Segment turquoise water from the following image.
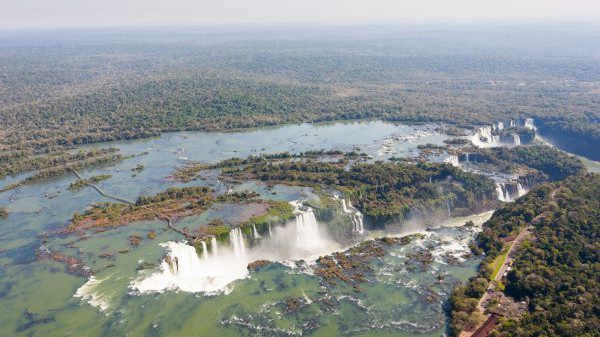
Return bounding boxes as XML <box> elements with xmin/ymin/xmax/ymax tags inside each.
<box><xmin>0</xmin><ymin>121</ymin><xmax>488</xmax><ymax>336</ymax></box>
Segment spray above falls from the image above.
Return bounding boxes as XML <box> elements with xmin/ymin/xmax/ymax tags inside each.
<box><xmin>131</xmin><ymin>200</ymin><xmax>340</xmax><ymax>294</ymax></box>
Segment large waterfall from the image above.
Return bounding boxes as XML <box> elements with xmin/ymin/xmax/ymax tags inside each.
<box><xmin>336</xmin><ymin>196</ymin><xmax>364</xmax><ymax>234</ymax></box>
<box><xmin>444</xmin><ymin>155</ymin><xmax>460</xmax><ymax>167</ymax></box>
<box><xmin>229</xmin><ymin>228</ymin><xmax>247</xmax><ymax>258</ymax></box>
<box><xmin>293</xmin><ymin>202</ymin><xmax>322</xmax><ymax>250</ymax></box>
<box><xmin>132</xmin><ymin>201</ymin><xmax>340</xmax><ymax>294</ymax></box>
<box><xmin>496</xmin><ymin>183</ymin><xmax>509</xmax><ymax>202</ymax></box>
<box><xmin>513</xmin><ymin>134</ymin><xmax>521</xmax><ymax>146</ymax></box>
<box><xmin>472</xmin><ymin>126</ymin><xmax>500</xmax><ymax>147</ymax></box>
<box><xmin>524</xmin><ymin>118</ymin><xmax>535</xmax><ymax>130</ymax></box>
<box><xmin>516</xmin><ymin>183</ymin><xmax>526</xmax><ymax>198</ymax></box>
<box><xmin>496</xmin><ymin>182</ymin><xmax>528</xmax><ymax>202</ymax></box>
<box><xmin>132</xmin><ymin>239</ymin><xmax>251</xmax><ymax>294</ymax></box>
<box><xmin>201</xmin><ymin>241</ymin><xmax>209</xmax><ymax>261</ymax></box>
<box><xmin>473</xmin><ymin>119</ymin><xmax>537</xmax><ymax>148</ymax></box>
<box><xmin>211</xmin><ymin>236</ymin><xmax>218</xmax><ymax>257</ymax></box>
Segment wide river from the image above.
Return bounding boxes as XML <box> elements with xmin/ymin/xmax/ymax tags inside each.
<box><xmin>1</xmin><ymin>120</ymin><xmax>591</xmax><ymax>336</ymax></box>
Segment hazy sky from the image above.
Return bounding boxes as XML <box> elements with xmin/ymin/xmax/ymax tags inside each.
<box><xmin>2</xmin><ymin>0</ymin><xmax>600</xmax><ymax>29</ymax></box>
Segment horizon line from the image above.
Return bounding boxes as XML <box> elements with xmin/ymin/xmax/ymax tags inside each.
<box><xmin>1</xmin><ymin>18</ymin><xmax>599</xmax><ymax>33</ymax></box>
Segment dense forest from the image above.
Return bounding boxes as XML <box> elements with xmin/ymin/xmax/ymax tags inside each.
<box><xmin>473</xmin><ymin>145</ymin><xmax>586</xmax><ymax>181</ymax></box>
<box><xmin>0</xmin><ymin>148</ymin><xmax>126</xmax><ymax>192</ymax></box>
<box><xmin>203</xmin><ymin>152</ymin><xmax>498</xmax><ymax>219</ymax></box>
<box><xmin>0</xmin><ymin>24</ymin><xmax>599</xmax><ymax>176</ymax></box>
<box><xmin>449</xmin><ymin>173</ymin><xmax>600</xmax><ymax>336</ymax></box>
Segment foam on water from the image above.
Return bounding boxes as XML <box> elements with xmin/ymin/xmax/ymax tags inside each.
<box><xmin>74</xmin><ymin>276</ymin><xmax>112</xmax><ymax>312</ymax></box>
<box><xmin>131</xmin><ymin>201</ymin><xmax>340</xmax><ymax>294</ymax></box>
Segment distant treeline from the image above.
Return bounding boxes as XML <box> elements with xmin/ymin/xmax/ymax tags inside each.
<box><xmin>1</xmin><ymin>27</ymin><xmax>599</xmax><ymax>176</ymax></box>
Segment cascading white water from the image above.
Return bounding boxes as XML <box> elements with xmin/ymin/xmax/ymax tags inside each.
<box><xmin>510</xmin><ymin>120</ymin><xmax>515</xmax><ymax>127</ymax></box>
<box><xmin>229</xmin><ymin>228</ymin><xmax>247</xmax><ymax>258</ymax></box>
<box><xmin>472</xmin><ymin>125</ymin><xmax>499</xmax><ymax>148</ymax></box>
<box><xmin>252</xmin><ymin>225</ymin><xmax>261</xmax><ymax>239</ymax></box>
<box><xmin>496</xmin><ymin>181</ymin><xmax>528</xmax><ymax>202</ymax></box>
<box><xmin>524</xmin><ymin>118</ymin><xmax>535</xmax><ymax>130</ymax></box>
<box><xmin>211</xmin><ymin>237</ymin><xmax>218</xmax><ymax>257</ymax></box>
<box><xmin>513</xmin><ymin>134</ymin><xmax>521</xmax><ymax>146</ymax></box>
<box><xmin>294</xmin><ymin>206</ymin><xmax>321</xmax><ymax>249</ymax></box>
<box><xmin>444</xmin><ymin>155</ymin><xmax>460</xmax><ymax>167</ymax></box>
<box><xmin>497</xmin><ymin>122</ymin><xmax>505</xmax><ymax>130</ymax></box>
<box><xmin>201</xmin><ymin>241</ymin><xmax>209</xmax><ymax>261</ymax></box>
<box><xmin>496</xmin><ymin>182</ymin><xmax>508</xmax><ymax>202</ymax></box>
<box><xmin>516</xmin><ymin>183</ymin><xmax>526</xmax><ymax>198</ymax></box>
<box><xmin>445</xmin><ymin>199</ymin><xmax>452</xmax><ymax>216</ymax></box>
<box><xmin>346</xmin><ymin>200</ymin><xmax>364</xmax><ymax>234</ymax></box>
<box><xmin>132</xmin><ymin>239</ymin><xmax>250</xmax><ymax>294</ymax></box>
<box><xmin>465</xmin><ymin>153</ymin><xmax>470</xmax><ymax>163</ymax></box>
<box><xmin>335</xmin><ymin>195</ymin><xmax>365</xmax><ymax>234</ymax></box>
<box><xmin>132</xmin><ymin>201</ymin><xmax>340</xmax><ymax>295</ymax></box>
<box><xmin>268</xmin><ymin>224</ymin><xmax>273</xmax><ymax>237</ymax></box>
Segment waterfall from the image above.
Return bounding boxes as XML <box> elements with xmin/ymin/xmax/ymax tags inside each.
<box><xmin>472</xmin><ymin>125</ymin><xmax>499</xmax><ymax>148</ymax></box>
<box><xmin>444</xmin><ymin>155</ymin><xmax>460</xmax><ymax>167</ymax></box>
<box><xmin>229</xmin><ymin>228</ymin><xmax>247</xmax><ymax>258</ymax></box>
<box><xmin>496</xmin><ymin>181</ymin><xmax>528</xmax><ymax>202</ymax></box>
<box><xmin>524</xmin><ymin>118</ymin><xmax>535</xmax><ymax>130</ymax></box>
<box><xmin>513</xmin><ymin>134</ymin><xmax>521</xmax><ymax>146</ymax></box>
<box><xmin>445</xmin><ymin>199</ymin><xmax>452</xmax><ymax>216</ymax></box>
<box><xmin>496</xmin><ymin>182</ymin><xmax>507</xmax><ymax>202</ymax></box>
<box><xmin>252</xmin><ymin>225</ymin><xmax>261</xmax><ymax>239</ymax></box>
<box><xmin>510</xmin><ymin>120</ymin><xmax>515</xmax><ymax>127</ymax></box>
<box><xmin>335</xmin><ymin>196</ymin><xmax>365</xmax><ymax>234</ymax></box>
<box><xmin>497</xmin><ymin>122</ymin><xmax>505</xmax><ymax>130</ymax></box>
<box><xmin>132</xmin><ymin>201</ymin><xmax>340</xmax><ymax>294</ymax></box>
<box><xmin>465</xmin><ymin>153</ymin><xmax>470</xmax><ymax>163</ymax></box>
<box><xmin>480</xmin><ymin>126</ymin><xmax>493</xmax><ymax>142</ymax></box>
<box><xmin>201</xmin><ymin>241</ymin><xmax>209</xmax><ymax>261</ymax></box>
<box><xmin>211</xmin><ymin>237</ymin><xmax>218</xmax><ymax>257</ymax></box>
<box><xmin>516</xmin><ymin>183</ymin><xmax>526</xmax><ymax>198</ymax></box>
<box><xmin>292</xmin><ymin>202</ymin><xmax>323</xmax><ymax>249</ymax></box>
<box><xmin>268</xmin><ymin>224</ymin><xmax>273</xmax><ymax>237</ymax></box>
<box><xmin>132</xmin><ymin>239</ymin><xmax>251</xmax><ymax>294</ymax></box>
<box><xmin>346</xmin><ymin>200</ymin><xmax>364</xmax><ymax>234</ymax></box>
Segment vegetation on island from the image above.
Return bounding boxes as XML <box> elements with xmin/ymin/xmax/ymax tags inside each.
<box><xmin>200</xmin><ymin>152</ymin><xmax>497</xmax><ymax>220</ymax></box>
<box><xmin>171</xmin><ymin>150</ymin><xmax>366</xmax><ymax>183</ymax></box>
<box><xmin>195</xmin><ymin>199</ymin><xmax>295</xmax><ymax>240</ymax></box>
<box><xmin>0</xmin><ymin>148</ymin><xmax>120</xmax><ymax>179</ymax></box>
<box><xmin>449</xmin><ymin>173</ymin><xmax>599</xmax><ymax>336</ymax></box>
<box><xmin>463</xmin><ymin>145</ymin><xmax>585</xmax><ymax>182</ymax></box>
<box><xmin>68</xmin><ymin>174</ymin><xmax>112</xmax><ymax>190</ymax></box>
<box><xmin>64</xmin><ymin>185</ymin><xmax>295</xmax><ymax>242</ymax></box>
<box><xmin>67</xmin><ymin>186</ymin><xmax>214</xmax><ymax>232</ymax></box>
<box><xmin>0</xmin><ymin>148</ymin><xmax>125</xmax><ymax>193</ymax></box>
<box><xmin>0</xmin><ymin>207</ymin><xmax>7</xmax><ymax>218</ymax></box>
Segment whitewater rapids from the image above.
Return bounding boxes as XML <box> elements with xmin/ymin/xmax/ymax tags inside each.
<box><xmin>130</xmin><ymin>201</ymin><xmax>340</xmax><ymax>294</ymax></box>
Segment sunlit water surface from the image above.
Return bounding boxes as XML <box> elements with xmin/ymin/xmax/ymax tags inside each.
<box><xmin>0</xmin><ymin>121</ymin><xmax>496</xmax><ymax>336</ymax></box>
